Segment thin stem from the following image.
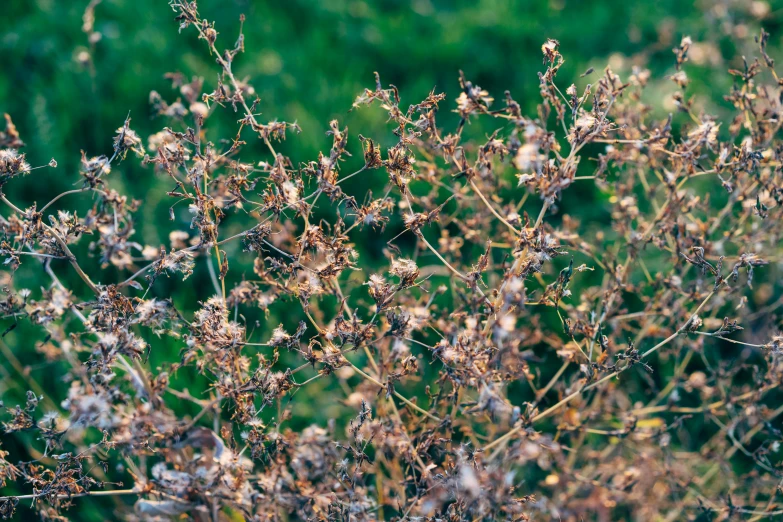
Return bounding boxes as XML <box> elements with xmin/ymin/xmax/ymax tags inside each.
<box><xmin>1</xmin><ymin>194</ymin><xmax>101</xmax><ymax>295</ymax></box>
<box><xmin>0</xmin><ymin>194</ymin><xmax>25</xmax><ymax>214</ymax></box>
<box><xmin>337</xmin><ymin>165</ymin><xmax>367</xmax><ymax>185</ymax></box>
<box><xmin>482</xmin><ymin>199</ymin><xmax>550</xmax><ymax>338</ymax></box>
<box><xmin>533</xmin><ymin>361</ymin><xmax>569</xmax><ymax>404</ymax></box>
<box><xmin>418</xmin><ymin>233</ymin><xmax>466</xmax><ymax>281</ymax></box>
<box><xmin>482</xmin><ymin>289</ymin><xmax>716</xmax><ymax>456</ymax></box>
<box><xmin>469</xmin><ymin>179</ymin><xmax>520</xmax><ymax>235</ymax></box>
<box><xmin>347</xmin><ymin>360</ymin><xmax>442</xmax><ymax>422</ymax></box>
<box><xmin>690</xmin><ymin>331</ymin><xmax>767</xmax><ymax>348</ymax></box>
<box><xmin>40</xmin><ymin>188</ymin><xmax>90</xmax><ymax>213</ymax></box>
<box><xmin>10</xmin><ymin>251</ymin><xmax>66</xmax><ymax>260</ymax></box>
<box><xmin>48</xmin><ymin>229</ymin><xmax>101</xmax><ymax>295</ymax></box>
<box><xmin>0</xmin><ymin>488</ymin><xmax>142</xmax><ymax>502</ymax></box>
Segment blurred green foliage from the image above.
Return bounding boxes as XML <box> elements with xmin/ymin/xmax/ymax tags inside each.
<box><xmin>2</xmin><ymin>0</ymin><xmax>783</xmax><ymax>518</ymax></box>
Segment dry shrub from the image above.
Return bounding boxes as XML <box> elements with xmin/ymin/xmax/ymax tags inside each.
<box><xmin>0</xmin><ymin>2</ymin><xmax>782</xmax><ymax>521</ymax></box>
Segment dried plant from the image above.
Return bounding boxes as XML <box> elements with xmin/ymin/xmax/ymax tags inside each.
<box><xmin>0</xmin><ymin>2</ymin><xmax>782</xmax><ymax>521</ymax></box>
